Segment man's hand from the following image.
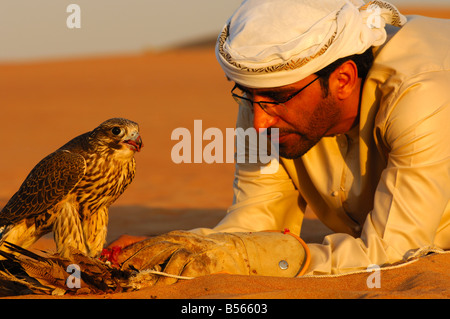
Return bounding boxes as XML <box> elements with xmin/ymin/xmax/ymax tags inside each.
<box><xmin>114</xmin><ymin>230</ymin><xmax>310</xmax><ymax>285</ymax></box>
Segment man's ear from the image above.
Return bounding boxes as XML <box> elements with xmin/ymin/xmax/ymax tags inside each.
<box><xmin>329</xmin><ymin>60</ymin><xmax>359</xmax><ymax>100</ymax></box>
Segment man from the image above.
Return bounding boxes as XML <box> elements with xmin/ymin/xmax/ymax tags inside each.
<box><xmin>112</xmin><ymin>0</ymin><xmax>450</xmax><ymax>279</ymax></box>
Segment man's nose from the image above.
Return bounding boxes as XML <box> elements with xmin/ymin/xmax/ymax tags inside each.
<box><xmin>252</xmin><ymin>102</ymin><xmax>279</xmax><ymax>130</ymax></box>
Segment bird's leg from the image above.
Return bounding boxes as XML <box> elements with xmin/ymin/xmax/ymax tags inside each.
<box><xmin>82</xmin><ymin>206</ymin><xmax>109</xmax><ymax>258</ymax></box>
<box><xmin>53</xmin><ymin>201</ymin><xmax>87</xmax><ymax>258</ymax></box>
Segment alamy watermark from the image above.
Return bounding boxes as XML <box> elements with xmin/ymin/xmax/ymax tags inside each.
<box><xmin>62</xmin><ymin>2</ymin><xmax>384</xmax><ymax>289</ymax></box>
<box><xmin>66</xmin><ymin>264</ymin><xmax>81</xmax><ymax>288</ymax></box>
<box><xmin>366</xmin><ymin>264</ymin><xmax>381</xmax><ymax>288</ymax></box>
<box><xmin>66</xmin><ymin>4</ymin><xmax>81</xmax><ymax>29</ymax></box>
<box><xmin>64</xmin><ymin>2</ymin><xmax>384</xmax><ymax>30</ymax></box>
<box><xmin>365</xmin><ymin>3</ymin><xmax>383</xmax><ymax>29</ymax></box>
<box><xmin>171</xmin><ymin>120</ymin><xmax>280</xmax><ymax>174</ymax></box>
<box><xmin>64</xmin><ymin>262</ymin><xmax>382</xmax><ymax>290</ymax></box>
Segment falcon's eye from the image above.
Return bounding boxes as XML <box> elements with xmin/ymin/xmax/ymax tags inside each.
<box><xmin>111</xmin><ymin>127</ymin><xmax>122</xmax><ymax>135</ymax></box>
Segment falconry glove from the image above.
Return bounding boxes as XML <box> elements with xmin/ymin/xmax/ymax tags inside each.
<box><xmin>117</xmin><ymin>230</ymin><xmax>310</xmax><ymax>285</ymax></box>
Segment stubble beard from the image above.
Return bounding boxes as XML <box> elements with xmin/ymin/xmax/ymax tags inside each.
<box><xmin>275</xmin><ymin>95</ymin><xmax>340</xmax><ymax>159</ymax></box>
<box><xmin>278</xmin><ymin>132</ymin><xmax>321</xmax><ymax>159</ymax></box>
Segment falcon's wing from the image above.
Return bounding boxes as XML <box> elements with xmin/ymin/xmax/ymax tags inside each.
<box><xmin>0</xmin><ymin>150</ymin><xmax>86</xmax><ymax>225</ymax></box>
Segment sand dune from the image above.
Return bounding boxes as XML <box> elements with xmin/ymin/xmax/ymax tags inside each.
<box><xmin>0</xmin><ymin>8</ymin><xmax>449</xmax><ymax>299</ymax></box>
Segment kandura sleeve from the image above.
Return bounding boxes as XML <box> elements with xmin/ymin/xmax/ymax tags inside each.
<box><xmin>306</xmin><ymin>72</ymin><xmax>450</xmax><ymax>275</ymax></box>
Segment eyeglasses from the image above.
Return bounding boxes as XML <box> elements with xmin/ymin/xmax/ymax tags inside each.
<box><xmin>231</xmin><ymin>76</ymin><xmax>320</xmax><ymax>116</ymax></box>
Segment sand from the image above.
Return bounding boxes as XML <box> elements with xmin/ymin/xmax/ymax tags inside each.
<box><xmin>0</xmin><ymin>8</ymin><xmax>449</xmax><ymax>300</ymax></box>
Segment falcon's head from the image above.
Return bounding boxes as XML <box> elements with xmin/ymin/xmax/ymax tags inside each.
<box><xmin>91</xmin><ymin>118</ymin><xmax>143</xmax><ymax>155</ymax></box>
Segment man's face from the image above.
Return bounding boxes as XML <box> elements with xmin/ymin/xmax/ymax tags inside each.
<box><xmin>245</xmin><ymin>75</ymin><xmax>342</xmax><ymax>159</ymax></box>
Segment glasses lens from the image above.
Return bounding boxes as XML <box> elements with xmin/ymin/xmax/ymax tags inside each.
<box><xmin>259</xmin><ymin>102</ymin><xmax>286</xmax><ymax>116</ymax></box>
<box><xmin>231</xmin><ymin>86</ymin><xmax>286</xmax><ymax>116</ymax></box>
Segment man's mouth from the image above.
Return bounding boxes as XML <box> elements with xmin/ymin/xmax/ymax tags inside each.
<box><xmin>267</xmin><ymin>128</ymin><xmax>298</xmax><ymax>142</ymax></box>
<box><xmin>277</xmin><ymin>133</ymin><xmax>291</xmax><ymax>143</ymax></box>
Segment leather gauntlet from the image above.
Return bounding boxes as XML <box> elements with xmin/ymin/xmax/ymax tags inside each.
<box><xmin>117</xmin><ymin>230</ymin><xmax>310</xmax><ymax>285</ymax></box>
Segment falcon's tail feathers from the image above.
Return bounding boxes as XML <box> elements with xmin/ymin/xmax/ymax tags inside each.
<box><xmin>1</xmin><ymin>241</ymin><xmax>48</xmax><ymax>262</ymax></box>
<box><xmin>0</xmin><ymin>242</ymin><xmax>58</xmax><ymax>295</ymax></box>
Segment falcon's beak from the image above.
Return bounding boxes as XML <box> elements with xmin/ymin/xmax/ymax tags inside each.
<box><xmin>123</xmin><ymin>132</ymin><xmax>143</xmax><ymax>152</ymax></box>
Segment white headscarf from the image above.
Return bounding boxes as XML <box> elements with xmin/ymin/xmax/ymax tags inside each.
<box><xmin>216</xmin><ymin>0</ymin><xmax>406</xmax><ymax>88</ymax></box>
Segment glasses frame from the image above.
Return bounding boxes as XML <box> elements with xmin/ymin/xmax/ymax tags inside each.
<box><xmin>231</xmin><ymin>76</ymin><xmax>321</xmax><ymax>116</ymax></box>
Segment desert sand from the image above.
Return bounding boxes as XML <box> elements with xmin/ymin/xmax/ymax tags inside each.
<box><xmin>0</xmin><ymin>8</ymin><xmax>449</xmax><ymax>300</ymax></box>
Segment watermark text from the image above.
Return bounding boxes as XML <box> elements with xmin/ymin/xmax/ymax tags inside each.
<box><xmin>171</xmin><ymin>120</ymin><xmax>279</xmax><ymax>174</ymax></box>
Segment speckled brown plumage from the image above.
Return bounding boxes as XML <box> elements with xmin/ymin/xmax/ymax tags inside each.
<box><xmin>0</xmin><ymin>118</ymin><xmax>143</xmax><ymax>258</ymax></box>
<box><xmin>0</xmin><ymin>242</ymin><xmax>157</xmax><ymax>295</ymax></box>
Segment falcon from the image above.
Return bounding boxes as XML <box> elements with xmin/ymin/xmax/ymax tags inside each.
<box><xmin>0</xmin><ymin>118</ymin><xmax>143</xmax><ymax>258</ymax></box>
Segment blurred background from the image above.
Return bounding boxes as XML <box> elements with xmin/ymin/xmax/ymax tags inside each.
<box><xmin>0</xmin><ymin>0</ymin><xmax>449</xmax><ymax>62</ymax></box>
<box><xmin>0</xmin><ymin>0</ymin><xmax>449</xmax><ymax>240</ymax></box>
